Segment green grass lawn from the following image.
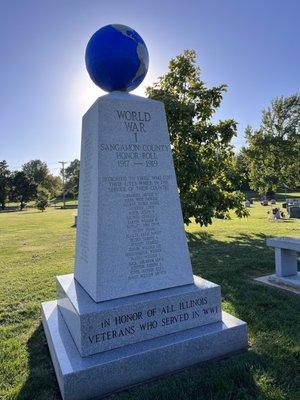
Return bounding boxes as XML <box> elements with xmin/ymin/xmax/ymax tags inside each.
<box><xmin>0</xmin><ymin>202</ymin><xmax>300</xmax><ymax>400</ymax></box>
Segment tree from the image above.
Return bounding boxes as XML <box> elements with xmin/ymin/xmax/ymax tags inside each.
<box><xmin>35</xmin><ymin>187</ymin><xmax>50</xmax><ymax>211</ymax></box>
<box><xmin>235</xmin><ymin>148</ymin><xmax>250</xmax><ymax>191</ymax></box>
<box><xmin>22</xmin><ymin>159</ymin><xmax>49</xmax><ymax>186</ymax></box>
<box><xmin>10</xmin><ymin>171</ymin><xmax>37</xmax><ymax>210</ymax></box>
<box><xmin>244</xmin><ymin>95</ymin><xmax>300</xmax><ymax>195</ymax></box>
<box><xmin>64</xmin><ymin>159</ymin><xmax>80</xmax><ymax>199</ymax></box>
<box><xmin>22</xmin><ymin>159</ymin><xmax>62</xmax><ymax>199</ymax></box>
<box><xmin>0</xmin><ymin>160</ymin><xmax>11</xmax><ymax>210</ymax></box>
<box><xmin>42</xmin><ymin>174</ymin><xmax>62</xmax><ymax>198</ymax></box>
<box><xmin>146</xmin><ymin>50</ymin><xmax>248</xmax><ymax>226</ymax></box>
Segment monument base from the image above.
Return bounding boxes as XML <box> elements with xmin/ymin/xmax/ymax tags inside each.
<box><xmin>56</xmin><ymin>274</ymin><xmax>222</xmax><ymax>357</ymax></box>
<box><xmin>42</xmin><ymin>300</ymin><xmax>247</xmax><ymax>400</ymax></box>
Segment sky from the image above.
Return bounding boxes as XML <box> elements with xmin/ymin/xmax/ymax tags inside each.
<box><xmin>0</xmin><ymin>0</ymin><xmax>299</xmax><ymax>175</ymax></box>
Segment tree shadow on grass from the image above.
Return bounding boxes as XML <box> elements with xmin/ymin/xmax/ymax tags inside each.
<box><xmin>54</xmin><ymin>205</ymin><xmax>78</xmax><ymax>210</ymax></box>
<box><xmin>0</xmin><ymin>208</ymin><xmax>37</xmax><ymax>214</ymax></box>
<box><xmin>0</xmin><ymin>208</ymin><xmax>20</xmax><ymax>213</ymax></box>
<box><xmin>186</xmin><ymin>231</ymin><xmax>273</xmax><ymax>281</ymax></box>
<box><xmin>187</xmin><ymin>230</ymin><xmax>299</xmax><ymax>283</ymax></box>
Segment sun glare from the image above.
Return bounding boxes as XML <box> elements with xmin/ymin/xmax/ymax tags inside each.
<box><xmin>69</xmin><ymin>66</ymin><xmax>158</xmax><ymax>117</ymax></box>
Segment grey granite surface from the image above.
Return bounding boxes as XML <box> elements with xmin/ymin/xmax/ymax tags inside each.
<box><xmin>74</xmin><ymin>93</ymin><xmax>194</xmax><ymax>302</ymax></box>
<box><xmin>42</xmin><ymin>300</ymin><xmax>248</xmax><ymax>400</ymax></box>
<box><xmin>266</xmin><ymin>237</ymin><xmax>299</xmax><ymax>277</ymax></box>
<box><xmin>57</xmin><ymin>274</ymin><xmax>221</xmax><ymax>356</ymax></box>
<box><xmin>266</xmin><ymin>237</ymin><xmax>300</xmax><ymax>251</ymax></box>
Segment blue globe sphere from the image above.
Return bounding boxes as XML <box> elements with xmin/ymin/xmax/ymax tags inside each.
<box><xmin>85</xmin><ymin>24</ymin><xmax>149</xmax><ymax>93</ymax></box>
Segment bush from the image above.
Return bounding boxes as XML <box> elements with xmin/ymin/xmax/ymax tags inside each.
<box><xmin>35</xmin><ymin>187</ymin><xmax>50</xmax><ymax>211</ymax></box>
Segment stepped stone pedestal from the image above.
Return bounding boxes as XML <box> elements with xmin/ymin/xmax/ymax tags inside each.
<box><xmin>42</xmin><ymin>93</ymin><xmax>248</xmax><ymax>400</ymax></box>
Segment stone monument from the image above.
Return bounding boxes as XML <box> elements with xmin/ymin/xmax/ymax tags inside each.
<box><xmin>42</xmin><ymin>24</ymin><xmax>248</xmax><ymax>400</ymax></box>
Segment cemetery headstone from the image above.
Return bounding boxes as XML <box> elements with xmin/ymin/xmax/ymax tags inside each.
<box><xmin>41</xmin><ymin>24</ymin><xmax>248</xmax><ymax>400</ymax></box>
<box><xmin>288</xmin><ymin>206</ymin><xmax>300</xmax><ymax>219</ymax></box>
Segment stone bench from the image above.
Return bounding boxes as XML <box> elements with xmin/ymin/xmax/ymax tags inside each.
<box><xmin>266</xmin><ymin>237</ymin><xmax>300</xmax><ymax>290</ymax></box>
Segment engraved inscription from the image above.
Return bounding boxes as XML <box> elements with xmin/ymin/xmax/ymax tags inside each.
<box><xmin>97</xmin><ymin>110</ymin><xmax>176</xmax><ymax>281</ymax></box>
<box><xmin>116</xmin><ymin>110</ymin><xmax>151</xmax><ymax>142</ymax></box>
<box><xmin>87</xmin><ymin>296</ymin><xmax>220</xmax><ymax>346</ymax></box>
<box><xmin>101</xmin><ymin>175</ymin><xmax>172</xmax><ymax>280</ymax></box>
<box><xmin>79</xmin><ymin>134</ymin><xmax>93</xmax><ymax>263</ymax></box>
<box><xmin>99</xmin><ymin>143</ymin><xmax>169</xmax><ymax>168</ymax></box>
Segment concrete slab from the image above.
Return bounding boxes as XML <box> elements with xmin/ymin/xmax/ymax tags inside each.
<box><xmin>254</xmin><ymin>273</ymin><xmax>300</xmax><ymax>295</ymax></box>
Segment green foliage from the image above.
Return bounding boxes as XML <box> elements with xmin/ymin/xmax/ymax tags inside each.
<box><xmin>22</xmin><ymin>159</ymin><xmax>62</xmax><ymax>199</ymax></box>
<box><xmin>5</xmin><ymin>160</ymin><xmax>60</xmax><ymax>210</ymax></box>
<box><xmin>0</xmin><ymin>160</ymin><xmax>11</xmax><ymax>210</ymax></box>
<box><xmin>10</xmin><ymin>171</ymin><xmax>37</xmax><ymax>210</ymax></box>
<box><xmin>235</xmin><ymin>149</ymin><xmax>250</xmax><ymax>191</ymax></box>
<box><xmin>244</xmin><ymin>95</ymin><xmax>300</xmax><ymax>195</ymax></box>
<box><xmin>64</xmin><ymin>159</ymin><xmax>80</xmax><ymax>198</ymax></box>
<box><xmin>146</xmin><ymin>50</ymin><xmax>248</xmax><ymax>225</ymax></box>
<box><xmin>35</xmin><ymin>187</ymin><xmax>51</xmax><ymax>211</ymax></box>
<box><xmin>22</xmin><ymin>159</ymin><xmax>49</xmax><ymax>186</ymax></box>
<box><xmin>42</xmin><ymin>174</ymin><xmax>62</xmax><ymax>198</ymax></box>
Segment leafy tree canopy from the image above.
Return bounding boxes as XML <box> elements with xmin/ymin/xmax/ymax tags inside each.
<box><xmin>42</xmin><ymin>174</ymin><xmax>62</xmax><ymax>198</ymax></box>
<box><xmin>10</xmin><ymin>171</ymin><xmax>37</xmax><ymax>210</ymax></box>
<box><xmin>146</xmin><ymin>49</ymin><xmax>248</xmax><ymax>225</ymax></box>
<box><xmin>244</xmin><ymin>94</ymin><xmax>300</xmax><ymax>195</ymax></box>
<box><xmin>22</xmin><ymin>159</ymin><xmax>62</xmax><ymax>199</ymax></box>
<box><xmin>235</xmin><ymin>148</ymin><xmax>250</xmax><ymax>192</ymax></box>
<box><xmin>64</xmin><ymin>159</ymin><xmax>80</xmax><ymax>198</ymax></box>
<box><xmin>22</xmin><ymin>159</ymin><xmax>49</xmax><ymax>186</ymax></box>
<box><xmin>0</xmin><ymin>160</ymin><xmax>11</xmax><ymax>210</ymax></box>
